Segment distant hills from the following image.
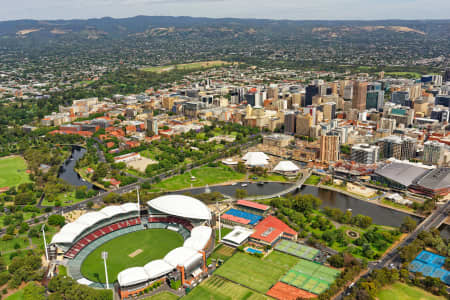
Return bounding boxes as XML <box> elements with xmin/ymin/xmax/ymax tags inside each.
<box><xmin>1</xmin><ymin>16</ymin><xmax>449</xmax><ymax>39</ymax></box>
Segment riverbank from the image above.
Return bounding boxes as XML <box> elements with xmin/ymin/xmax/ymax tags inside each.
<box><xmin>306</xmin><ymin>183</ymin><xmax>425</xmax><ymax>219</ymax></box>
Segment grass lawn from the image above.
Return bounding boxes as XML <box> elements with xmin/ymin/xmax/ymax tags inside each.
<box><xmin>153</xmin><ymin>165</ymin><xmax>245</xmax><ymax>191</ymax></box>
<box><xmin>183</xmin><ymin>276</ymin><xmax>268</xmax><ymax>300</ymax></box>
<box><xmin>304</xmin><ymin>175</ymin><xmax>321</xmax><ymax>185</ymax></box>
<box><xmin>5</xmin><ymin>288</ymin><xmax>24</xmax><ymax>300</ymax></box>
<box><xmin>250</xmin><ymin>174</ymin><xmax>289</xmax><ymax>182</ymax></box>
<box><xmin>0</xmin><ymin>156</ymin><xmax>31</xmax><ymax>188</ymax></box>
<box><xmin>81</xmin><ymin>229</ymin><xmax>184</xmax><ymax>283</ymax></box>
<box><xmin>141</xmin><ymin>61</ymin><xmax>231</xmax><ymax>73</ymax></box>
<box><xmin>214</xmin><ymin>251</ymin><xmax>299</xmax><ymax>293</ymax></box>
<box><xmin>381</xmin><ymin>198</ymin><xmax>414</xmax><ymax>213</ymax></box>
<box><xmin>144</xmin><ymin>291</ymin><xmax>179</xmax><ymax>300</ymax></box>
<box><xmin>209</xmin><ymin>244</ymin><xmax>235</xmax><ymax>264</ymax></box>
<box><xmin>377</xmin><ymin>282</ymin><xmax>445</xmax><ymax>300</ymax></box>
<box><xmin>41</xmin><ymin>191</ymin><xmax>85</xmax><ymax>207</ymax></box>
<box><xmin>385</xmin><ymin>72</ymin><xmax>421</xmax><ymax>79</ymax></box>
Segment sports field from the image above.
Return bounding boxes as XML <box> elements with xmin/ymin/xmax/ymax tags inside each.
<box><xmin>153</xmin><ymin>164</ymin><xmax>245</xmax><ymax>191</ymax></box>
<box><xmin>141</xmin><ymin>61</ymin><xmax>231</xmax><ymax>73</ymax></box>
<box><xmin>183</xmin><ymin>276</ymin><xmax>268</xmax><ymax>300</ymax></box>
<box><xmin>144</xmin><ymin>291</ymin><xmax>179</xmax><ymax>300</ymax></box>
<box><xmin>281</xmin><ymin>259</ymin><xmax>340</xmax><ymax>295</ymax></box>
<box><xmin>377</xmin><ymin>282</ymin><xmax>445</xmax><ymax>300</ymax></box>
<box><xmin>81</xmin><ymin>229</ymin><xmax>184</xmax><ymax>283</ymax></box>
<box><xmin>275</xmin><ymin>240</ymin><xmax>319</xmax><ymax>261</ymax></box>
<box><xmin>214</xmin><ymin>251</ymin><xmax>299</xmax><ymax>293</ymax></box>
<box><xmin>0</xmin><ymin>156</ymin><xmax>31</xmax><ymax>188</ymax></box>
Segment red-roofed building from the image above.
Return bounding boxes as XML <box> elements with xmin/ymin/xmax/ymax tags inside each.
<box><xmin>106</xmin><ymin>142</ymin><xmax>115</xmax><ymax>149</ymax></box>
<box><xmin>236</xmin><ymin>200</ymin><xmax>270</xmax><ymax>216</ymax></box>
<box><xmin>249</xmin><ymin>216</ymin><xmax>297</xmax><ymax>247</ymax></box>
<box><xmin>220</xmin><ymin>214</ymin><xmax>251</xmax><ymax>225</ymax></box>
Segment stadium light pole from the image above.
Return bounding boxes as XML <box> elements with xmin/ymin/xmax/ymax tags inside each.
<box><xmin>216</xmin><ymin>201</ymin><xmax>221</xmax><ymax>242</ymax></box>
<box><xmin>102</xmin><ymin>251</ymin><xmax>109</xmax><ymax>289</ymax></box>
<box><xmin>41</xmin><ymin>224</ymin><xmax>49</xmax><ymax>262</ymax></box>
<box><xmin>136</xmin><ymin>186</ymin><xmax>141</xmax><ymax>222</ymax></box>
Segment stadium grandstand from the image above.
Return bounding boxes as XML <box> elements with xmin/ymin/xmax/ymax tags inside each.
<box><xmin>50</xmin><ymin>195</ymin><xmax>214</xmax><ymax>300</ymax></box>
<box><xmin>235</xmin><ymin>200</ymin><xmax>270</xmax><ymax>216</ymax></box>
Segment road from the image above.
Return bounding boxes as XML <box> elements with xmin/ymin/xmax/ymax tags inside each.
<box><xmin>336</xmin><ymin>200</ymin><xmax>450</xmax><ymax>299</ymax></box>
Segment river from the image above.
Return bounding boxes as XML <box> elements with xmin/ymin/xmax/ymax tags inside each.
<box><xmin>58</xmin><ymin>146</ymin><xmax>99</xmax><ymax>190</ymax></box>
<box><xmin>181</xmin><ymin>182</ymin><xmax>421</xmax><ymax>228</ymax></box>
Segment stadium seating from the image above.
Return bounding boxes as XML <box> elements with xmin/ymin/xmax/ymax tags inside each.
<box><xmin>148</xmin><ymin>216</ymin><xmax>193</xmax><ymax>231</ymax></box>
<box><xmin>64</xmin><ymin>217</ymin><xmax>142</xmax><ymax>259</ymax></box>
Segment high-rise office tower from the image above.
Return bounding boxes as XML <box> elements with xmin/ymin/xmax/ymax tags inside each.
<box><xmin>352</xmin><ymin>81</ymin><xmax>368</xmax><ymax>111</ymax></box>
<box><xmin>322</xmin><ymin>102</ymin><xmax>336</xmax><ymax>121</ymax></box>
<box><xmin>284</xmin><ymin>111</ymin><xmax>297</xmax><ymax>134</ymax></box>
<box><xmin>296</xmin><ymin>113</ymin><xmax>313</xmax><ymax>136</ymax></box>
<box><xmin>423</xmin><ymin>141</ymin><xmax>444</xmax><ymax>165</ymax></box>
<box><xmin>366</xmin><ymin>90</ymin><xmax>384</xmax><ymax>111</ymax></box>
<box><xmin>305</xmin><ymin>85</ymin><xmax>319</xmax><ymax>106</ymax></box>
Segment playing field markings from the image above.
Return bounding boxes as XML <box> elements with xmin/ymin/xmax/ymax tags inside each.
<box><xmin>128</xmin><ymin>249</ymin><xmax>143</xmax><ymax>258</ymax></box>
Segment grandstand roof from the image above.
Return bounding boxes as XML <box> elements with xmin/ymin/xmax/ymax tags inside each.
<box><xmin>245</xmin><ymin>155</ymin><xmax>269</xmax><ymax>167</ymax></box>
<box><xmin>273</xmin><ymin>161</ymin><xmax>300</xmax><ymax>172</ymax></box>
<box><xmin>183</xmin><ymin>226</ymin><xmax>212</xmax><ymax>251</ymax></box>
<box><xmin>51</xmin><ymin>202</ymin><xmax>140</xmax><ymax>245</ymax></box>
<box><xmin>143</xmin><ymin>260</ymin><xmax>174</xmax><ymax>280</ymax></box>
<box><xmin>236</xmin><ymin>200</ymin><xmax>270</xmax><ymax>211</ymax></box>
<box><xmin>251</xmin><ymin>216</ymin><xmax>297</xmax><ymax>244</ymax></box>
<box><xmin>117</xmin><ymin>267</ymin><xmax>149</xmax><ymax>287</ymax></box>
<box><xmin>147</xmin><ymin>195</ymin><xmax>211</xmax><ymax>220</ymax></box>
<box><xmin>164</xmin><ymin>246</ymin><xmax>203</xmax><ymax>268</ymax></box>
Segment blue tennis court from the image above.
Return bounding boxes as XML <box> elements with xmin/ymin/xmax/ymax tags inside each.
<box><xmin>410</xmin><ymin>250</ymin><xmax>450</xmax><ymax>285</ymax></box>
<box><xmin>223</xmin><ymin>209</ymin><xmax>262</xmax><ymax>225</ymax></box>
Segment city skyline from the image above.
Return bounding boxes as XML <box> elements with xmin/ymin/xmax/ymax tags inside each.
<box><xmin>2</xmin><ymin>0</ymin><xmax>450</xmax><ymax>21</ymax></box>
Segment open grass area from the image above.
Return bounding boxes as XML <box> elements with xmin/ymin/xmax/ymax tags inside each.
<box><xmin>41</xmin><ymin>191</ymin><xmax>84</xmax><ymax>207</ymax></box>
<box><xmin>184</xmin><ymin>276</ymin><xmax>268</xmax><ymax>300</ymax></box>
<box><xmin>0</xmin><ymin>156</ymin><xmax>31</xmax><ymax>188</ymax></box>
<box><xmin>153</xmin><ymin>164</ymin><xmax>245</xmax><ymax>191</ymax></box>
<box><xmin>141</xmin><ymin>61</ymin><xmax>231</xmax><ymax>73</ymax></box>
<box><xmin>216</xmin><ymin>227</ymin><xmax>233</xmax><ymax>242</ymax></box>
<box><xmin>377</xmin><ymin>282</ymin><xmax>445</xmax><ymax>300</ymax></box>
<box><xmin>304</xmin><ymin>175</ymin><xmax>321</xmax><ymax>185</ymax></box>
<box><xmin>385</xmin><ymin>71</ymin><xmax>421</xmax><ymax>79</ymax></box>
<box><xmin>5</xmin><ymin>288</ymin><xmax>24</xmax><ymax>300</ymax></box>
<box><xmin>381</xmin><ymin>198</ymin><xmax>414</xmax><ymax>213</ymax></box>
<box><xmin>144</xmin><ymin>291</ymin><xmax>179</xmax><ymax>300</ymax></box>
<box><xmin>209</xmin><ymin>244</ymin><xmax>235</xmax><ymax>264</ymax></box>
<box><xmin>214</xmin><ymin>251</ymin><xmax>299</xmax><ymax>293</ymax></box>
<box><xmin>250</xmin><ymin>173</ymin><xmax>289</xmax><ymax>182</ymax></box>
<box><xmin>81</xmin><ymin>229</ymin><xmax>184</xmax><ymax>283</ymax></box>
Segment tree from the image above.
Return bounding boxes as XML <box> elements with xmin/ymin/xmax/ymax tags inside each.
<box><xmin>236</xmin><ymin>161</ymin><xmax>246</xmax><ymax>174</ymax></box>
<box><xmin>48</xmin><ymin>215</ymin><xmax>65</xmax><ymax>227</ymax></box>
<box><xmin>23</xmin><ymin>282</ymin><xmax>46</xmax><ymax>300</ymax></box>
<box><xmin>400</xmin><ymin>216</ymin><xmax>417</xmax><ymax>233</ymax></box>
<box><xmin>328</xmin><ymin>253</ymin><xmax>345</xmax><ymax>268</ymax></box>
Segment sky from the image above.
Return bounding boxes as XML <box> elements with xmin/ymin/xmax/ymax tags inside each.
<box><xmin>2</xmin><ymin>0</ymin><xmax>450</xmax><ymax>21</ymax></box>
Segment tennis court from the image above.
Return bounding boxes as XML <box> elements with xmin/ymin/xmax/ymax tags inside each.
<box><xmin>275</xmin><ymin>240</ymin><xmax>319</xmax><ymax>261</ymax></box>
<box><xmin>281</xmin><ymin>259</ymin><xmax>341</xmax><ymax>295</ymax></box>
<box><xmin>222</xmin><ymin>209</ymin><xmax>262</xmax><ymax>225</ymax></box>
<box><xmin>410</xmin><ymin>250</ymin><xmax>450</xmax><ymax>285</ymax></box>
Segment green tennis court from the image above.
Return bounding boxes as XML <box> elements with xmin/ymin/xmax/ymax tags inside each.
<box><xmin>274</xmin><ymin>240</ymin><xmax>319</xmax><ymax>261</ymax></box>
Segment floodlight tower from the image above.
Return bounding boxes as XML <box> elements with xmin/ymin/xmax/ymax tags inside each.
<box><xmin>216</xmin><ymin>201</ymin><xmax>221</xmax><ymax>242</ymax></box>
<box><xmin>102</xmin><ymin>251</ymin><xmax>109</xmax><ymax>289</ymax></box>
<box><xmin>41</xmin><ymin>224</ymin><xmax>49</xmax><ymax>262</ymax></box>
<box><xmin>136</xmin><ymin>186</ymin><xmax>141</xmax><ymax>222</ymax></box>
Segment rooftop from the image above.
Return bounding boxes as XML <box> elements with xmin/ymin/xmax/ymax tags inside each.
<box><xmin>414</xmin><ymin>168</ymin><xmax>450</xmax><ymax>190</ymax></box>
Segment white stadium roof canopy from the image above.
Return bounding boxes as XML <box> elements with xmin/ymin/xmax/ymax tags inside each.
<box><xmin>147</xmin><ymin>195</ymin><xmax>211</xmax><ymax>220</ymax></box>
<box><xmin>117</xmin><ymin>267</ymin><xmax>149</xmax><ymax>287</ymax></box>
<box><xmin>242</xmin><ymin>152</ymin><xmax>269</xmax><ymax>161</ymax></box>
<box><xmin>51</xmin><ymin>203</ymin><xmax>139</xmax><ymax>245</ymax></box>
<box><xmin>164</xmin><ymin>247</ymin><xmax>203</xmax><ymax>268</ymax></box>
<box><xmin>143</xmin><ymin>260</ymin><xmax>174</xmax><ymax>280</ymax></box>
<box><xmin>183</xmin><ymin>226</ymin><xmax>212</xmax><ymax>251</ymax></box>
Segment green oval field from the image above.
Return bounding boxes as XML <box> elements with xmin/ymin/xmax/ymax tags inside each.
<box><xmin>0</xmin><ymin>156</ymin><xmax>31</xmax><ymax>189</ymax></box>
<box><xmin>80</xmin><ymin>229</ymin><xmax>184</xmax><ymax>283</ymax></box>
